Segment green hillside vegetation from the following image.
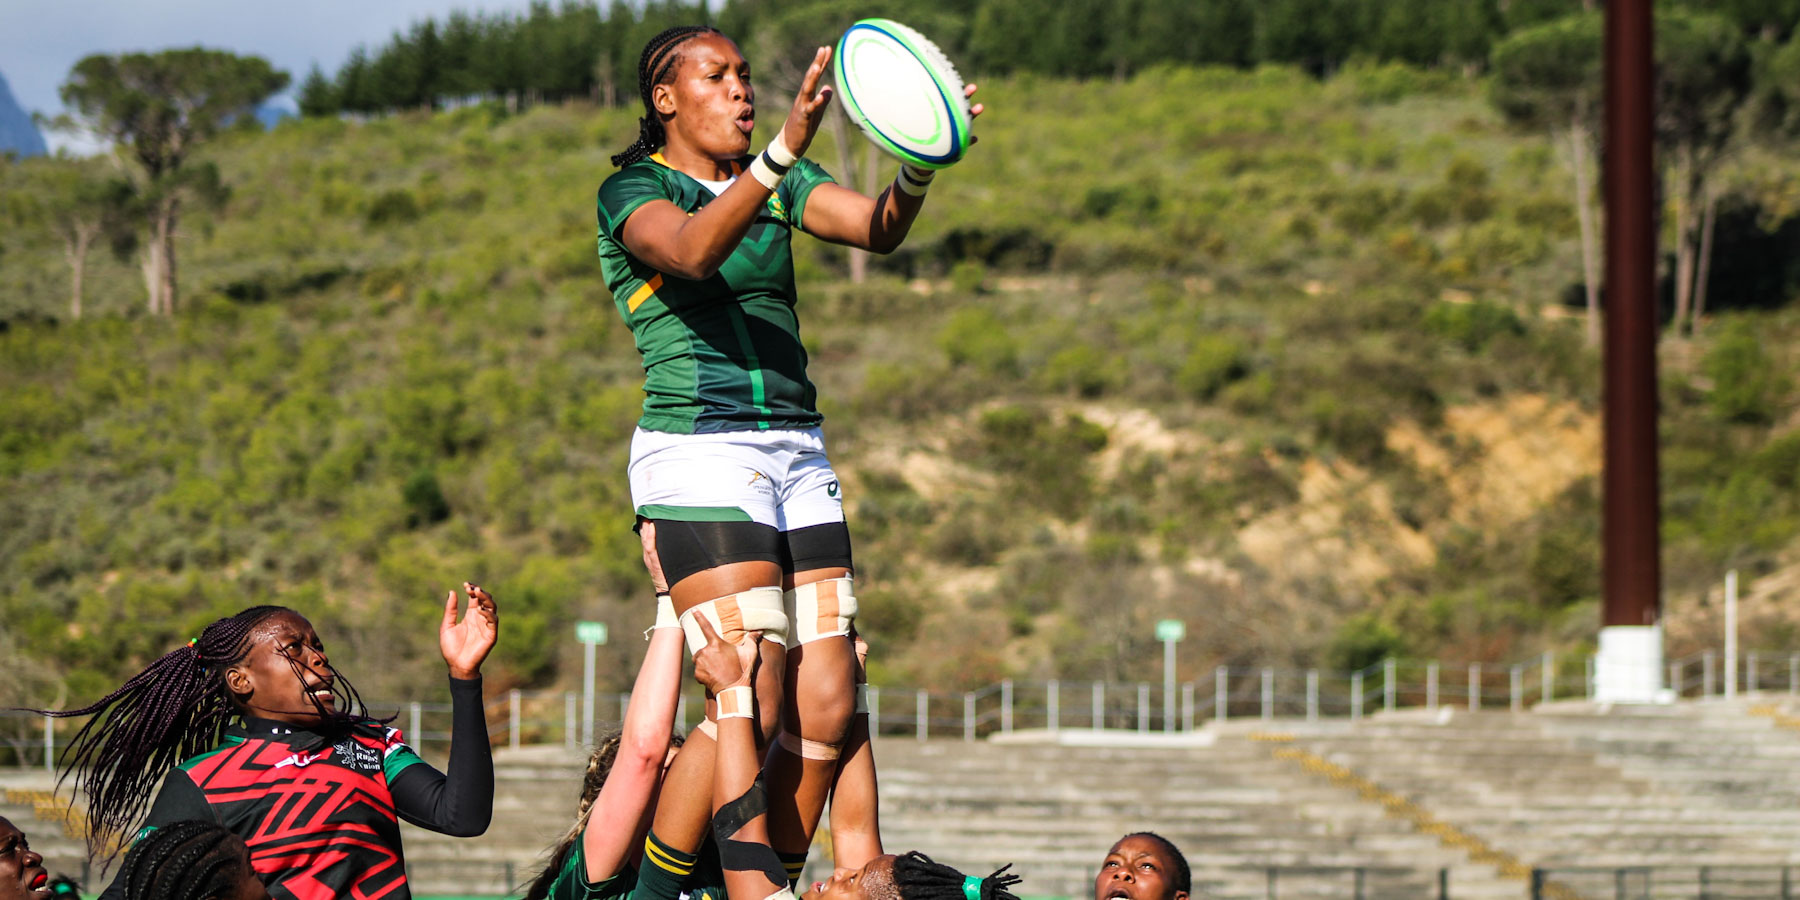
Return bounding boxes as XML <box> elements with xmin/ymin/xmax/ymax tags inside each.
<box><xmin>3</xmin><ymin>63</ymin><xmax>1799</xmax><ymax>717</ymax></box>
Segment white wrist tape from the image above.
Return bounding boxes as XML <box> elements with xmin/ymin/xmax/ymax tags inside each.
<box><xmin>716</xmin><ymin>685</ymin><xmax>755</xmax><ymax>719</ymax></box>
<box><xmin>679</xmin><ymin>587</ymin><xmax>789</xmax><ymax>653</ymax></box>
<box><xmin>643</xmin><ymin>593</ymin><xmax>679</xmax><ymax>640</ymax></box>
<box><xmin>748</xmin><ymin>135</ymin><xmax>798</xmax><ymax>191</ymax></box>
<box><xmin>894</xmin><ymin>164</ymin><xmax>935</xmax><ymax>197</ymax></box>
<box><xmin>781</xmin><ymin>577</ymin><xmax>857</xmax><ymax>649</ymax></box>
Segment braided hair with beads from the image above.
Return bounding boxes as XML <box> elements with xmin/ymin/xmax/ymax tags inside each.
<box><xmin>610</xmin><ymin>24</ymin><xmax>725</xmax><ymax>167</ymax></box>
<box><xmin>883</xmin><ymin>852</ymin><xmax>1021</xmax><ymax>900</ymax></box>
<box><xmin>114</xmin><ymin>819</ymin><xmax>257</xmax><ymax>900</ymax></box>
<box><xmin>22</xmin><ymin>606</ymin><xmax>378</xmax><ymax>859</ymax></box>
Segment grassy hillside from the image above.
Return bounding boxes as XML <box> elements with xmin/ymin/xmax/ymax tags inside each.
<box><xmin>3</xmin><ymin>63</ymin><xmax>1798</xmax><ymax>712</ymax></box>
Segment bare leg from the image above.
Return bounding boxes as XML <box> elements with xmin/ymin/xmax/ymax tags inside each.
<box><xmin>647</xmin><ymin>558</ymin><xmax>787</xmax><ymax>854</ymax></box>
<box><xmin>764</xmin><ymin>566</ymin><xmax>857</xmax><ymax>859</ymax></box>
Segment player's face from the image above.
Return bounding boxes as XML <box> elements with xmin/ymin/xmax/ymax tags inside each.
<box><xmin>226</xmin><ymin>612</ymin><xmax>336</xmax><ymax>725</ymax></box>
<box><xmin>661</xmin><ymin>34</ymin><xmax>756</xmax><ymax>161</ymax></box>
<box><xmin>1095</xmin><ymin>836</ymin><xmax>1186</xmax><ymax>900</ymax></box>
<box><xmin>803</xmin><ymin>853</ymin><xmax>894</xmax><ymax>900</ymax></box>
<box><xmin>0</xmin><ymin>818</ymin><xmax>51</xmax><ymax>900</ymax></box>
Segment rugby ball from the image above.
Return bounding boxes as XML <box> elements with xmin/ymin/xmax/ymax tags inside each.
<box><xmin>833</xmin><ymin>19</ymin><xmax>972</xmax><ymax>169</ymax></box>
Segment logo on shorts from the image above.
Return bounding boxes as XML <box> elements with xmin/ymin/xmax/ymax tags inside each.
<box><xmin>748</xmin><ymin>472</ymin><xmax>766</xmax><ymax>486</ymax></box>
<box><xmin>827</xmin><ymin>481</ymin><xmax>840</xmax><ymax>498</ymax></box>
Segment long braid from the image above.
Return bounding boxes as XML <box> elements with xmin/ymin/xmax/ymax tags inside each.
<box><xmin>610</xmin><ymin>25</ymin><xmax>722</xmax><ymax>167</ymax></box>
<box><xmin>21</xmin><ymin>604</ymin><xmax>378</xmax><ymax>860</ymax></box>
<box><xmin>890</xmin><ymin>852</ymin><xmax>1022</xmax><ymax>900</ymax></box>
<box><xmin>115</xmin><ymin>819</ymin><xmax>252</xmax><ymax>900</ymax></box>
<box><xmin>521</xmin><ymin>728</ymin><xmax>686</xmax><ymax>900</ymax></box>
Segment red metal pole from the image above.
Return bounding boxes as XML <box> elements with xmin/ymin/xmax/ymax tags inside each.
<box><xmin>1602</xmin><ymin>0</ymin><xmax>1660</xmax><ymax>628</ymax></box>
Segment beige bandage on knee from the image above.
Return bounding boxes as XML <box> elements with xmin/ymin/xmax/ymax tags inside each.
<box><xmin>679</xmin><ymin>586</ymin><xmax>789</xmax><ymax>654</ymax></box>
<box><xmin>694</xmin><ymin>719</ymin><xmax>717</xmax><ymax>740</ymax></box>
<box><xmin>782</xmin><ymin>577</ymin><xmax>857</xmax><ymax>649</ymax></box>
<box><xmin>776</xmin><ymin>730</ymin><xmax>841</xmax><ymax>761</ymax></box>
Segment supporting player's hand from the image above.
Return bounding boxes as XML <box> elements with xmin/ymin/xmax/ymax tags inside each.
<box><xmin>781</xmin><ymin>46</ymin><xmax>835</xmax><ymax>158</ymax></box>
<box><xmin>850</xmin><ymin>626</ymin><xmax>870</xmax><ymax>685</ymax></box>
<box><xmin>693</xmin><ymin>616</ymin><xmax>761</xmax><ymax>694</ymax></box>
<box><xmin>441</xmin><ymin>582</ymin><xmax>497</xmax><ymax>680</ymax></box>
<box><xmin>965</xmin><ymin>83</ymin><xmax>983</xmax><ymax>148</ymax></box>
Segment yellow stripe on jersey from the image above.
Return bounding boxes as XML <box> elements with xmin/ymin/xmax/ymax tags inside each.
<box><xmin>628</xmin><ymin>274</ymin><xmax>664</xmax><ymax>313</ymax></box>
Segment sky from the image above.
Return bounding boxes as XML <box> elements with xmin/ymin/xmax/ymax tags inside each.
<box><xmin>0</xmin><ymin>0</ymin><xmax>543</xmax><ymax>144</ymax></box>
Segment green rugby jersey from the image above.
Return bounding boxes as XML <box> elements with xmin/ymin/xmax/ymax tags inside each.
<box><xmin>597</xmin><ymin>153</ymin><xmax>835</xmax><ymax>434</ymax></box>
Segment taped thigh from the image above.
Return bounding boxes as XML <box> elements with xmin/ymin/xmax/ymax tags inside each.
<box><xmin>781</xmin><ymin>576</ymin><xmax>857</xmax><ymax>649</ymax></box>
<box><xmin>679</xmin><ymin>586</ymin><xmax>790</xmax><ymax>654</ymax></box>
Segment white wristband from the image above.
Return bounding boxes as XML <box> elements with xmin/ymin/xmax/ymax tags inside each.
<box><xmin>643</xmin><ymin>593</ymin><xmax>679</xmax><ymax>640</ymax></box>
<box><xmin>716</xmin><ymin>685</ymin><xmax>755</xmax><ymax>719</ymax></box>
<box><xmin>894</xmin><ymin>164</ymin><xmax>935</xmax><ymax>197</ymax></box>
<box><xmin>748</xmin><ymin>135</ymin><xmax>798</xmax><ymax>191</ymax></box>
<box><xmin>765</xmin><ymin>133</ymin><xmax>798</xmax><ymax>168</ymax></box>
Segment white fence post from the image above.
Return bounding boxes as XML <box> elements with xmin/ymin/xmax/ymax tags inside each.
<box><xmin>1261</xmin><ymin>668</ymin><xmax>1274</xmax><ymax>721</ymax></box>
<box><xmin>1427</xmin><ymin>663</ymin><xmax>1439</xmax><ymax>711</ymax></box>
<box><xmin>1137</xmin><ymin>683</ymin><xmax>1150</xmax><ymax>733</ymax></box>
<box><xmin>1306</xmin><ymin>670</ymin><xmax>1319</xmax><ymax>722</ymax></box>
<box><xmin>1510</xmin><ymin>665</ymin><xmax>1522</xmax><ymax>713</ymax></box>
<box><xmin>964</xmin><ymin>693</ymin><xmax>975</xmax><ymax>742</ymax></box>
<box><xmin>1351</xmin><ymin>672</ymin><xmax>1364</xmax><ymax>722</ymax></box>
<box><xmin>1182</xmin><ymin>682</ymin><xmax>1195</xmax><ymax>731</ymax></box>
<box><xmin>410</xmin><ymin>702</ymin><xmax>422</xmax><ymax>750</ymax></box>
<box><xmin>43</xmin><ymin>716</ymin><xmax>53</xmax><ymax>774</ymax></box>
<box><xmin>509</xmin><ymin>689</ymin><xmax>522</xmax><ymax>751</ymax></box>
<box><xmin>1384</xmin><ymin>659</ymin><xmax>1397</xmax><ymax>712</ymax></box>
<box><xmin>1542</xmin><ymin>651</ymin><xmax>1554</xmax><ymax>704</ymax></box>
<box><xmin>1585</xmin><ymin>655</ymin><xmax>1595</xmax><ymax>699</ymax></box>
<box><xmin>1749</xmin><ymin>652</ymin><xmax>1760</xmax><ymax>694</ymax></box>
<box><xmin>1047</xmin><ymin>680</ymin><xmax>1059</xmax><ymax>732</ymax></box>
<box><xmin>869</xmin><ymin>687</ymin><xmax>881</xmax><ymax>740</ymax></box>
<box><xmin>1703</xmin><ymin>650</ymin><xmax>1716</xmax><ymax>698</ymax></box>
<box><xmin>1001</xmin><ymin>680</ymin><xmax>1013</xmax><ymax>734</ymax></box>
<box><xmin>916</xmin><ymin>690</ymin><xmax>928</xmax><ymax>741</ymax></box>
<box><xmin>1469</xmin><ymin>662</ymin><xmax>1481</xmax><ymax>711</ymax></box>
<box><xmin>564</xmin><ymin>692</ymin><xmax>576</xmax><ymax>749</ymax></box>
<box><xmin>1216</xmin><ymin>667</ymin><xmax>1229</xmax><ymax>723</ymax></box>
<box><xmin>1093</xmin><ymin>682</ymin><xmax>1104</xmax><ymax>730</ymax></box>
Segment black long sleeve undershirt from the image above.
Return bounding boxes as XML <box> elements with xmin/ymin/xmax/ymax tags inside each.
<box><xmin>390</xmin><ymin>674</ymin><xmax>494</xmax><ymax>836</ymax></box>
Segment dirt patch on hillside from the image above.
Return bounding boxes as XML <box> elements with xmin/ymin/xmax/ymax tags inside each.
<box><xmin>1389</xmin><ymin>394</ymin><xmax>1599</xmax><ymax>526</ymax></box>
<box><xmin>1236</xmin><ymin>457</ymin><xmax>1435</xmax><ymax>587</ymax></box>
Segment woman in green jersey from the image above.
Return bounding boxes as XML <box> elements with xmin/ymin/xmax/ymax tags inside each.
<box><xmin>594</xmin><ymin>24</ymin><xmax>979</xmax><ymax>885</ymax></box>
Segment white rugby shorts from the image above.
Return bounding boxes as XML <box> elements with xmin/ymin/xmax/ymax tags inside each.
<box><xmin>628</xmin><ymin>427</ymin><xmax>845</xmax><ymax>530</ymax></box>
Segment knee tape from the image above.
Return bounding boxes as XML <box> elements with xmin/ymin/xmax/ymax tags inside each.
<box><xmin>776</xmin><ymin>730</ymin><xmax>841</xmax><ymax>761</ymax></box>
<box><xmin>680</xmin><ymin>587</ymin><xmax>789</xmax><ymax>654</ymax></box>
<box><xmin>782</xmin><ymin>577</ymin><xmax>857</xmax><ymax>649</ymax></box>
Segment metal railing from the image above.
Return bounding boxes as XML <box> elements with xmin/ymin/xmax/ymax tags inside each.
<box><xmin>10</xmin><ymin>647</ymin><xmax>1800</xmax><ymax>767</ymax></box>
<box><xmin>1532</xmin><ymin>865</ymin><xmax>1800</xmax><ymax>899</ymax></box>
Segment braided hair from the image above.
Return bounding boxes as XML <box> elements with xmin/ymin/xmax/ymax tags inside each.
<box><xmin>114</xmin><ymin>820</ymin><xmax>256</xmax><ymax>900</ymax></box>
<box><xmin>611</xmin><ymin>24</ymin><xmax>724</xmax><ymax>167</ymax></box>
<box><xmin>521</xmin><ymin>727</ymin><xmax>687</xmax><ymax>900</ymax></box>
<box><xmin>1114</xmin><ymin>833</ymin><xmax>1189</xmax><ymax>897</ymax></box>
<box><xmin>886</xmin><ymin>851</ymin><xmax>1022</xmax><ymax>900</ymax></box>
<box><xmin>25</xmin><ymin>606</ymin><xmax>377</xmax><ymax>858</ymax></box>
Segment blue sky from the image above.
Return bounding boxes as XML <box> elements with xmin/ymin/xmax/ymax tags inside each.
<box><xmin>1</xmin><ymin>0</ymin><xmax>542</xmax><ymax>141</ymax></box>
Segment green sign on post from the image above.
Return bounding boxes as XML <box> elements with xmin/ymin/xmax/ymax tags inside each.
<box><xmin>1155</xmin><ymin>619</ymin><xmax>1185</xmax><ymax>642</ymax></box>
<box><xmin>576</xmin><ymin>621</ymin><xmax>608</xmax><ymax>644</ymax></box>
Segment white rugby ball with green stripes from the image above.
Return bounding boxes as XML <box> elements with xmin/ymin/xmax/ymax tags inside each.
<box><xmin>833</xmin><ymin>18</ymin><xmax>972</xmax><ymax>170</ymax></box>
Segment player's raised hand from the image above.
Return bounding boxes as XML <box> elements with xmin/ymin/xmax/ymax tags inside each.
<box><xmin>441</xmin><ymin>582</ymin><xmax>497</xmax><ymax>680</ymax></box>
<box><xmin>781</xmin><ymin>46</ymin><xmax>835</xmax><ymax>157</ymax></box>
<box><xmin>692</xmin><ymin>616</ymin><xmax>761</xmax><ymax>694</ymax></box>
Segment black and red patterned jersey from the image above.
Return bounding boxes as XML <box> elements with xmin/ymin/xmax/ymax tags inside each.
<box><xmin>103</xmin><ymin>676</ymin><xmax>493</xmax><ymax>900</ymax></box>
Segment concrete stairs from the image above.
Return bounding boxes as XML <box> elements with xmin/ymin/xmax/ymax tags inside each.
<box><xmin>11</xmin><ymin>697</ymin><xmax>1800</xmax><ymax>897</ymax></box>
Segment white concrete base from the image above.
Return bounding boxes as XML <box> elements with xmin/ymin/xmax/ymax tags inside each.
<box><xmin>990</xmin><ymin>728</ymin><xmax>1218</xmax><ymax>748</ymax></box>
<box><xmin>1595</xmin><ymin>624</ymin><xmax>1674</xmax><ymax>704</ymax></box>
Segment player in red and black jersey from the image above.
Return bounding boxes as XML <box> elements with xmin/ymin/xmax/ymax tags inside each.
<box><xmin>33</xmin><ymin>585</ymin><xmax>498</xmax><ymax>900</ymax></box>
